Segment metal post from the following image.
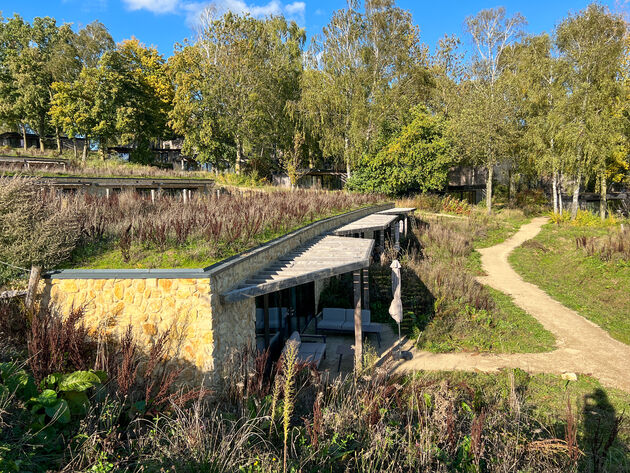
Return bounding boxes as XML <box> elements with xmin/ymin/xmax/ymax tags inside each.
<box><xmin>353</xmin><ymin>270</ymin><xmax>363</xmax><ymax>372</ymax></box>
<box><xmin>263</xmin><ymin>293</ymin><xmax>270</xmax><ymax>348</ymax></box>
<box><xmin>291</xmin><ymin>287</ymin><xmax>298</xmax><ymax>332</ymax></box>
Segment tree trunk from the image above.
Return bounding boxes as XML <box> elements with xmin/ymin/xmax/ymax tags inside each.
<box><xmin>552</xmin><ymin>171</ymin><xmax>558</xmax><ymax>214</ymax></box>
<box><xmin>25</xmin><ymin>265</ymin><xmax>42</xmax><ymax>313</ymax></box>
<box><xmin>55</xmin><ymin>127</ymin><xmax>61</xmax><ymax>154</ymax></box>
<box><xmin>570</xmin><ymin>171</ymin><xmax>581</xmax><ymax>220</ymax></box>
<box><xmin>485</xmin><ymin>164</ymin><xmax>493</xmax><ymax>215</ymax></box>
<box><xmin>82</xmin><ymin>136</ymin><xmax>89</xmax><ymax>163</ymax></box>
<box><xmin>235</xmin><ymin>137</ymin><xmax>242</xmax><ymax>174</ymax></box>
<box><xmin>558</xmin><ymin>171</ymin><xmax>564</xmax><ymax>215</ymax></box>
<box><xmin>599</xmin><ymin>169</ymin><xmax>607</xmax><ymax>221</ymax></box>
<box><xmin>509</xmin><ymin>169</ymin><xmax>517</xmax><ymax>205</ymax></box>
<box><xmin>39</xmin><ymin>116</ymin><xmax>45</xmax><ymax>151</ymax></box>
<box><xmin>21</xmin><ymin>124</ymin><xmax>28</xmax><ymax>151</ymax></box>
<box><xmin>345</xmin><ymin>136</ymin><xmax>351</xmax><ymax>180</ymax></box>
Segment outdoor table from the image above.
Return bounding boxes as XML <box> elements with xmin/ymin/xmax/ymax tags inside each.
<box><xmin>362</xmin><ymin>323</ymin><xmax>383</xmax><ymax>348</ymax></box>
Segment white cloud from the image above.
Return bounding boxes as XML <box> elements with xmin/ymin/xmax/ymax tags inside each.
<box><xmin>124</xmin><ymin>0</ymin><xmax>306</xmax><ymax>26</ymax></box>
<box><xmin>122</xmin><ymin>0</ymin><xmax>180</xmax><ymax>14</ymax></box>
<box><xmin>284</xmin><ymin>1</ymin><xmax>305</xmax><ymax>15</ymax></box>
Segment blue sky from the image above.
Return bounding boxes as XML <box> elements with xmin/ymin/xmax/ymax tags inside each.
<box><xmin>1</xmin><ymin>0</ymin><xmax>625</xmax><ymax>56</ymax></box>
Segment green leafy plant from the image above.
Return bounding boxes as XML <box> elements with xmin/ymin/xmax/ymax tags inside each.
<box><xmin>28</xmin><ymin>370</ymin><xmax>107</xmax><ymax>429</ymax></box>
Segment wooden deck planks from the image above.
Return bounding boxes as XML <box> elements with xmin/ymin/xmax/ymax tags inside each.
<box><xmin>332</xmin><ymin>214</ymin><xmax>398</xmax><ymax>235</ymax></box>
<box><xmin>221</xmin><ymin>235</ymin><xmax>374</xmax><ymax>303</ymax></box>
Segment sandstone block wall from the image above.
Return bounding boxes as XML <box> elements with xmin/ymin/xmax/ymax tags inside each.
<box><xmin>41</xmin><ymin>277</ymin><xmax>227</xmax><ymax>384</ymax></box>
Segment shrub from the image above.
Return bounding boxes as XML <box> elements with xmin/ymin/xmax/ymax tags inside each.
<box><xmin>550</xmin><ymin>209</ymin><xmax>619</xmax><ymax>227</ymax></box>
<box><xmin>575</xmin><ymin>227</ymin><xmax>630</xmax><ymax>262</ymax></box>
<box><xmin>0</xmin><ymin>176</ymin><xmax>80</xmax><ymax>284</ymax></box>
<box><xmin>346</xmin><ymin>108</ymin><xmax>453</xmax><ymax>196</ymax></box>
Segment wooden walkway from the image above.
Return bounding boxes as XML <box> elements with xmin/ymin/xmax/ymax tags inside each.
<box><xmin>376</xmin><ymin>207</ymin><xmax>416</xmax><ymax>216</ymax></box>
<box><xmin>333</xmin><ymin>214</ymin><xmax>397</xmax><ymax>236</ymax></box>
<box><xmin>221</xmin><ymin>235</ymin><xmax>374</xmax><ymax>303</ymax></box>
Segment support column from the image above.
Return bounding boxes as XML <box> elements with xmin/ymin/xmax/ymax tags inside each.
<box><xmin>362</xmin><ymin>267</ymin><xmax>369</xmax><ymax>310</ymax></box>
<box><xmin>263</xmin><ymin>293</ymin><xmax>270</xmax><ymax>348</ymax></box>
<box><xmin>353</xmin><ymin>270</ymin><xmax>363</xmax><ymax>372</ymax></box>
<box><xmin>151</xmin><ymin>189</ymin><xmax>156</xmax><ymax>203</ymax></box>
<box><xmin>183</xmin><ymin>189</ymin><xmax>188</xmax><ymax>204</ymax></box>
<box><xmin>394</xmin><ymin>221</ymin><xmax>400</xmax><ymax>250</ymax></box>
<box><xmin>105</xmin><ymin>188</ymin><xmax>110</xmax><ymax>199</ymax></box>
<box><xmin>291</xmin><ymin>287</ymin><xmax>298</xmax><ymax>333</ymax></box>
<box><xmin>277</xmin><ymin>291</ymin><xmax>284</xmax><ymax>339</ymax></box>
<box><xmin>379</xmin><ymin>229</ymin><xmax>385</xmax><ymax>252</ymax></box>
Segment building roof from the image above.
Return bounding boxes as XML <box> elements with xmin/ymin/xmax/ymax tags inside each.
<box><xmin>332</xmin><ymin>213</ymin><xmax>397</xmax><ymax>236</ymax></box>
<box><xmin>377</xmin><ymin>207</ymin><xmax>416</xmax><ymax>216</ymax></box>
<box><xmin>221</xmin><ymin>235</ymin><xmax>374</xmax><ymax>303</ymax></box>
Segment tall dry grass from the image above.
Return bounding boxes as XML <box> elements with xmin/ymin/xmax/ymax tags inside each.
<box><xmin>0</xmin><ymin>176</ymin><xmax>384</xmax><ymax>273</ymax></box>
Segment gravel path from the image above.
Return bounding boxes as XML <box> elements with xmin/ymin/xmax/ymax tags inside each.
<box><xmin>395</xmin><ymin>217</ymin><xmax>630</xmax><ymax>392</ymax></box>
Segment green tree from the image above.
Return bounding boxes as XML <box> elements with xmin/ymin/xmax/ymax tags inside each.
<box><xmin>74</xmin><ymin>20</ymin><xmax>114</xmax><ymax>68</ymax></box>
<box><xmin>450</xmin><ymin>7</ymin><xmax>526</xmax><ymax>214</ymax></box>
<box><xmin>503</xmin><ymin>34</ymin><xmax>568</xmax><ymax>213</ymax></box>
<box><xmin>555</xmin><ymin>4</ymin><xmax>626</xmax><ymax>219</ymax></box>
<box><xmin>116</xmin><ymin>38</ymin><xmax>173</xmax><ymax>163</ymax></box>
<box><xmin>301</xmin><ymin>0</ymin><xmax>429</xmax><ymax>177</ymax></box>
<box><xmin>170</xmin><ymin>12</ymin><xmax>304</xmax><ymax>173</ymax></box>
<box><xmin>346</xmin><ymin>107</ymin><xmax>452</xmax><ymax>195</ymax></box>
<box><xmin>0</xmin><ymin>14</ymin><xmax>30</xmax><ymax>149</ymax></box>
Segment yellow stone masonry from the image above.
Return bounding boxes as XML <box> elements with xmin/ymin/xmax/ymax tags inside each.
<box><xmin>41</xmin><ymin>277</ymin><xmax>232</xmax><ymax>384</ymax></box>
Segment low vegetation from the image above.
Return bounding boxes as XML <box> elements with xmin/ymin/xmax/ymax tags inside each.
<box><xmin>1</xmin><ymin>299</ymin><xmax>628</xmax><ymax>472</ymax></box>
<box><xmin>404</xmin><ymin>208</ymin><xmax>555</xmax><ymax>353</ymax></box>
<box><xmin>0</xmin><ymin>177</ymin><xmax>383</xmax><ymax>284</ymax></box>
<box><xmin>0</xmin><ymin>152</ymin><xmax>216</xmax><ymax>180</ymax></box>
<box><xmin>510</xmin><ymin>220</ymin><xmax>630</xmax><ymax>345</ymax></box>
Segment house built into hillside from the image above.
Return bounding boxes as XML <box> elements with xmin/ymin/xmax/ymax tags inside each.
<box><xmin>40</xmin><ymin>203</ymin><xmax>410</xmax><ymax>384</ymax></box>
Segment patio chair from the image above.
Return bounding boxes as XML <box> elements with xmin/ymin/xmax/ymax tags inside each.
<box><xmin>284</xmin><ymin>331</ymin><xmax>327</xmax><ymax>369</ymax></box>
<box><xmin>316</xmin><ymin>308</ymin><xmax>383</xmax><ymax>347</ymax></box>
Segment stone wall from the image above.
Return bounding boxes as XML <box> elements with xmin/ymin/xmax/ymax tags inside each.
<box><xmin>40</xmin><ymin>277</ymin><xmax>225</xmax><ymax>384</ymax></box>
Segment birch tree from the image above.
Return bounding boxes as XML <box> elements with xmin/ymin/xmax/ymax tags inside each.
<box><xmin>555</xmin><ymin>4</ymin><xmax>626</xmax><ymax>220</ymax></box>
<box><xmin>450</xmin><ymin>7</ymin><xmax>525</xmax><ymax>215</ymax></box>
<box><xmin>300</xmin><ymin>0</ymin><xmax>428</xmax><ymax>177</ymax></box>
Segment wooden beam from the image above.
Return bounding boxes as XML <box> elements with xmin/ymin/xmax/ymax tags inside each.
<box><xmin>362</xmin><ymin>267</ymin><xmax>369</xmax><ymax>310</ymax></box>
<box><xmin>25</xmin><ymin>265</ymin><xmax>41</xmax><ymax>312</ymax></box>
<box><xmin>353</xmin><ymin>270</ymin><xmax>362</xmax><ymax>372</ymax></box>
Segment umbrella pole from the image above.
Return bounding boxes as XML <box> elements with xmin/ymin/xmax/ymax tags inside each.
<box><xmin>397</xmin><ymin>322</ymin><xmax>402</xmax><ymax>358</ymax></box>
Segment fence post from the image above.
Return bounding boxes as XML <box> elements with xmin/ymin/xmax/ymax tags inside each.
<box><xmin>25</xmin><ymin>265</ymin><xmax>42</xmax><ymax>312</ymax></box>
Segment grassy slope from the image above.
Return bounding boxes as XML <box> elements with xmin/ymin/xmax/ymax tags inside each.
<box><xmin>69</xmin><ymin>209</ymin><xmax>358</xmax><ymax>269</ymax></box>
<box><xmin>510</xmin><ymin>223</ymin><xmax>630</xmax><ymax>345</ymax></box>
<box><xmin>413</xmin><ymin>209</ymin><xmax>555</xmax><ymax>354</ymax></box>
<box><xmin>418</xmin><ymin>369</ymin><xmax>630</xmax><ymax>452</ymax></box>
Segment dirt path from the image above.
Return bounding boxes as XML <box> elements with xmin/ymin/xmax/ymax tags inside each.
<box><xmin>394</xmin><ymin>217</ymin><xmax>630</xmax><ymax>393</ymax></box>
